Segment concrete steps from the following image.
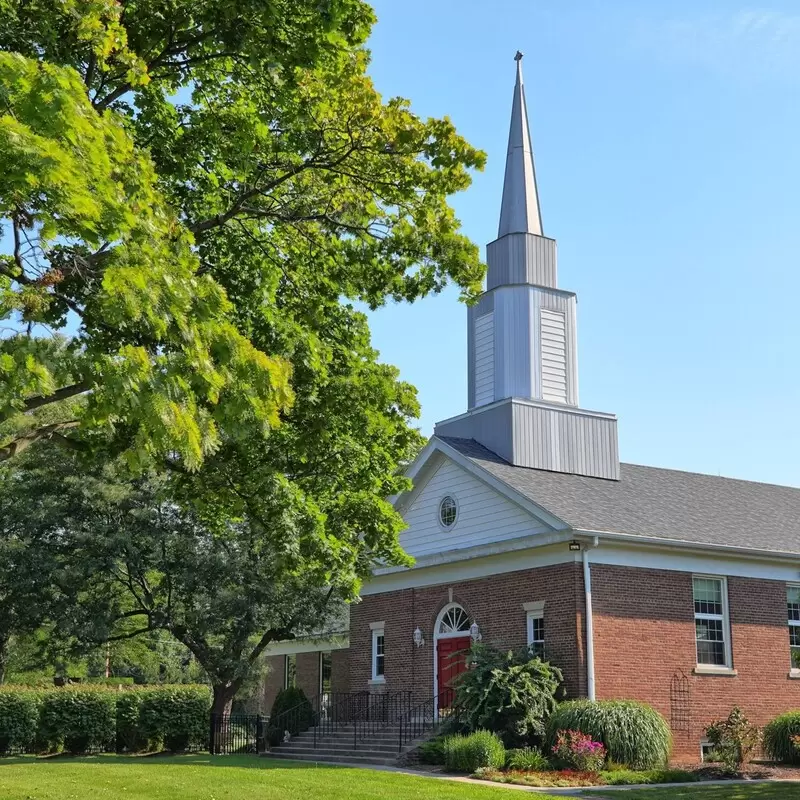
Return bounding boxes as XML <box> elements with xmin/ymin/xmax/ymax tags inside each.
<box><xmin>264</xmin><ymin>723</ymin><xmax>424</xmax><ymax>766</ymax></box>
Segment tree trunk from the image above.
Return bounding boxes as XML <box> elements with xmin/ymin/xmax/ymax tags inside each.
<box><xmin>211</xmin><ymin>683</ymin><xmax>236</xmax><ymax>717</ymax></box>
<box><xmin>0</xmin><ymin>633</ymin><xmax>9</xmax><ymax>685</ymax></box>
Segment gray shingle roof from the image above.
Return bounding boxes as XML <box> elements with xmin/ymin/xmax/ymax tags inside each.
<box><xmin>440</xmin><ymin>437</ymin><xmax>800</xmax><ymax>556</ymax></box>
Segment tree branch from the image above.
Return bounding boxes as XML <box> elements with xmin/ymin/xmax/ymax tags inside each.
<box><xmin>0</xmin><ymin>421</ymin><xmax>80</xmax><ymax>462</ymax></box>
<box><xmin>22</xmin><ymin>382</ymin><xmax>91</xmax><ymax>413</ymax></box>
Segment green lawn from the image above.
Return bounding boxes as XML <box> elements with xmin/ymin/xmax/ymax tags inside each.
<box><xmin>591</xmin><ymin>784</ymin><xmax>799</xmax><ymax>799</ymax></box>
<box><xmin>0</xmin><ymin>755</ymin><xmax>559</xmax><ymax>800</ymax></box>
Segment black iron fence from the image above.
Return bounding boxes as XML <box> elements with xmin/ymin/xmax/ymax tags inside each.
<box><xmin>209</xmin><ymin>713</ymin><xmax>264</xmax><ymax>755</ymax></box>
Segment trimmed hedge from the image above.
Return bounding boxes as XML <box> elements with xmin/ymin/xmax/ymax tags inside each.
<box><xmin>0</xmin><ymin>689</ymin><xmax>41</xmax><ymax>754</ymax></box>
<box><xmin>39</xmin><ymin>687</ymin><xmax>117</xmax><ymax>754</ymax></box>
<box><xmin>0</xmin><ymin>684</ymin><xmax>211</xmax><ymax>755</ymax></box>
<box><xmin>763</xmin><ymin>711</ymin><xmax>800</xmax><ymax>764</ymax></box>
<box><xmin>269</xmin><ymin>687</ymin><xmax>314</xmax><ymax>736</ymax></box>
<box><xmin>139</xmin><ymin>686</ymin><xmax>211</xmax><ymax>752</ymax></box>
<box><xmin>545</xmin><ymin>700</ymin><xmax>671</xmax><ymax>770</ymax></box>
<box><xmin>443</xmin><ymin>730</ymin><xmax>505</xmax><ymax>773</ymax></box>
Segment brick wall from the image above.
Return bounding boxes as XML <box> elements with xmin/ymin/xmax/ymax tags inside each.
<box><xmin>591</xmin><ymin>564</ymin><xmax>800</xmax><ymax>761</ymax></box>
<box><xmin>263</xmin><ymin>655</ymin><xmax>284</xmax><ymax>712</ymax></box>
<box><xmin>349</xmin><ymin>562</ymin><xmax>587</xmax><ymax>704</ymax></box>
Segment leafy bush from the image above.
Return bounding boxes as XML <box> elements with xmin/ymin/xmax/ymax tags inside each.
<box><xmin>600</xmin><ymin>768</ymin><xmax>697</xmax><ymax>785</ymax></box>
<box><xmin>505</xmin><ymin>746</ymin><xmax>550</xmax><ymax>771</ymax></box>
<box><xmin>705</xmin><ymin>707</ymin><xmax>760</xmax><ymax>772</ymax></box>
<box><xmin>763</xmin><ymin>711</ymin><xmax>800</xmax><ymax>764</ymax></box>
<box><xmin>545</xmin><ymin>700</ymin><xmax>671</xmax><ymax>770</ymax></box>
<box><xmin>454</xmin><ymin>644</ymin><xmax>562</xmax><ymax>746</ymax></box>
<box><xmin>269</xmin><ymin>687</ymin><xmax>314</xmax><ymax>736</ymax></box>
<box><xmin>0</xmin><ymin>689</ymin><xmax>41</xmax><ymax>754</ymax></box>
<box><xmin>266</xmin><ymin>725</ymin><xmax>283</xmax><ymax>748</ymax></box>
<box><xmin>39</xmin><ymin>687</ymin><xmax>117</xmax><ymax>754</ymax></box>
<box><xmin>443</xmin><ymin>730</ymin><xmax>505</xmax><ymax>773</ymax></box>
<box><xmin>551</xmin><ymin>730</ymin><xmax>606</xmax><ymax>772</ymax></box>
<box><xmin>86</xmin><ymin>677</ymin><xmax>135</xmax><ymax>687</ymax></box>
<box><xmin>138</xmin><ymin>685</ymin><xmax>211</xmax><ymax>751</ymax></box>
<box><xmin>417</xmin><ymin>736</ymin><xmax>446</xmax><ymax>765</ymax></box>
<box><xmin>115</xmin><ymin>690</ymin><xmax>146</xmax><ymax>753</ymax></box>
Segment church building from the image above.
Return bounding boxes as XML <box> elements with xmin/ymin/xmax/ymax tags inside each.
<box><xmin>264</xmin><ymin>54</ymin><xmax>800</xmax><ymax>762</ymax></box>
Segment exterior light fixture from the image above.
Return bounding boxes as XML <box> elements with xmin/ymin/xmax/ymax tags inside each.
<box><xmin>413</xmin><ymin>627</ymin><xmax>425</xmax><ymax>648</ymax></box>
<box><xmin>469</xmin><ymin>621</ymin><xmax>482</xmax><ymax>643</ymax></box>
<box><xmin>569</xmin><ymin>540</ymin><xmax>582</xmax><ymax>552</ymax></box>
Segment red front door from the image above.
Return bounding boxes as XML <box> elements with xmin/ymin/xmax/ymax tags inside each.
<box><xmin>437</xmin><ymin>636</ymin><xmax>471</xmax><ymax>707</ymax></box>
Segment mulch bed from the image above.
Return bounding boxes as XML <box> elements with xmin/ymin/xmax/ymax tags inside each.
<box><xmin>672</xmin><ymin>762</ymin><xmax>800</xmax><ymax>781</ymax></box>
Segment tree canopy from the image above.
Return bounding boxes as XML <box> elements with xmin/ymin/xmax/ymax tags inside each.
<box><xmin>0</xmin><ymin>0</ymin><xmax>484</xmax><ymax>467</ymax></box>
<box><xmin>0</xmin><ymin>0</ymin><xmax>486</xmax><ymax>711</ymax></box>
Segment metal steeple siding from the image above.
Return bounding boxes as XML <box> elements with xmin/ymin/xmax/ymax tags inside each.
<box><xmin>497</xmin><ymin>52</ymin><xmax>543</xmax><ymax>238</ymax></box>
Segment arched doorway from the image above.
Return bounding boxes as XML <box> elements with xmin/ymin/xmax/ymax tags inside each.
<box><xmin>434</xmin><ymin>603</ymin><xmax>472</xmax><ymax>708</ymax></box>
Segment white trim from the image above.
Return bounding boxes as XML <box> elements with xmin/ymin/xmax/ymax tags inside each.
<box><xmin>369</xmin><ymin>620</ymin><xmax>385</xmax><ymax>630</ymax></box>
<box><xmin>264</xmin><ymin>635</ymin><xmax>349</xmax><ymax>656</ymax></box>
<box><xmin>433</xmin><ymin>602</ymin><xmax>473</xmax><ymax>709</ymax></box>
<box><xmin>523</xmin><ymin>600</ymin><xmax>545</xmax><ymax>613</ymax></box>
<box><xmin>371</xmin><ymin>626</ymin><xmax>385</xmax><ymax>681</ymax></box>
<box><xmin>396</xmin><ymin>438</ymin><xmax>570</xmax><ymax>530</ymax></box>
<box><xmin>437</xmin><ymin>495</ymin><xmax>459</xmax><ymax>530</ymax></box>
<box><xmin>284</xmin><ymin>653</ymin><xmax>297</xmax><ymax>690</ymax></box>
<box><xmin>526</xmin><ymin>606</ymin><xmax>545</xmax><ymax>657</ymax></box>
<box><xmin>692</xmin><ymin>574</ymin><xmax>732</xmax><ymax>671</ymax></box>
<box><xmin>787</xmin><ymin>583</ymin><xmax>800</xmax><ymax>672</ymax></box>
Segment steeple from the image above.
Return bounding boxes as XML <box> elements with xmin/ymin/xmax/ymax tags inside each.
<box><xmin>498</xmin><ymin>52</ymin><xmax>543</xmax><ymax>237</ymax></box>
<box><xmin>434</xmin><ymin>52</ymin><xmax>620</xmax><ymax>481</ymax></box>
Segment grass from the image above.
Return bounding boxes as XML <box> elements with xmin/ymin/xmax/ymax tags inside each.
<box><xmin>0</xmin><ymin>754</ymin><xmax>563</xmax><ymax>800</ymax></box>
<box><xmin>591</xmin><ymin>785</ymin><xmax>800</xmax><ymax>799</ymax></box>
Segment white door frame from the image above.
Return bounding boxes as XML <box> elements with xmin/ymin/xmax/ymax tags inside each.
<box><xmin>432</xmin><ymin>602</ymin><xmax>472</xmax><ymax>713</ymax></box>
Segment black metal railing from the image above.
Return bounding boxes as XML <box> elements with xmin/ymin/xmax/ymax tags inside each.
<box><xmin>209</xmin><ymin>713</ymin><xmax>263</xmax><ymax>754</ymax></box>
<box><xmin>396</xmin><ymin>688</ymin><xmax>462</xmax><ymax>752</ymax></box>
<box><xmin>351</xmin><ymin>690</ymin><xmax>412</xmax><ymax>749</ymax></box>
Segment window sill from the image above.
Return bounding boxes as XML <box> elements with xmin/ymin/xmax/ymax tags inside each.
<box><xmin>788</xmin><ymin>670</ymin><xmax>800</xmax><ymax>680</ymax></box>
<box><xmin>693</xmin><ymin>666</ymin><xmax>737</xmax><ymax>677</ymax></box>
<box><xmin>367</xmin><ymin>677</ymin><xmax>386</xmax><ymax>686</ymax></box>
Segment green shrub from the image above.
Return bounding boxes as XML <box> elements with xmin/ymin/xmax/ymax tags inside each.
<box><xmin>138</xmin><ymin>685</ymin><xmax>211</xmax><ymax>751</ymax></box>
<box><xmin>86</xmin><ymin>677</ymin><xmax>135</xmax><ymax>687</ymax></box>
<box><xmin>417</xmin><ymin>736</ymin><xmax>446</xmax><ymax>765</ymax></box>
<box><xmin>600</xmin><ymin>768</ymin><xmax>698</xmax><ymax>785</ymax></box>
<box><xmin>505</xmin><ymin>746</ymin><xmax>550</xmax><ymax>771</ymax></box>
<box><xmin>266</xmin><ymin>725</ymin><xmax>283</xmax><ymax>748</ymax></box>
<box><xmin>454</xmin><ymin>644</ymin><xmax>562</xmax><ymax>746</ymax></box>
<box><xmin>39</xmin><ymin>687</ymin><xmax>117</xmax><ymax>754</ymax></box>
<box><xmin>545</xmin><ymin>700</ymin><xmax>671</xmax><ymax>770</ymax></box>
<box><xmin>0</xmin><ymin>689</ymin><xmax>41</xmax><ymax>754</ymax></box>
<box><xmin>115</xmin><ymin>690</ymin><xmax>146</xmax><ymax>753</ymax></box>
<box><xmin>763</xmin><ymin>711</ymin><xmax>800</xmax><ymax>764</ymax></box>
<box><xmin>269</xmin><ymin>687</ymin><xmax>314</xmax><ymax>736</ymax></box>
<box><xmin>443</xmin><ymin>730</ymin><xmax>505</xmax><ymax>773</ymax></box>
<box><xmin>705</xmin><ymin>706</ymin><xmax>760</xmax><ymax>772</ymax></box>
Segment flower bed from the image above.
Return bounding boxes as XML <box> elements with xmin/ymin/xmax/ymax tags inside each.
<box><xmin>473</xmin><ymin>767</ymin><xmax>698</xmax><ymax>788</ymax></box>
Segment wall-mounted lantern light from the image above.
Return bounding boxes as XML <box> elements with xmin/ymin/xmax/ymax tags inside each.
<box><xmin>413</xmin><ymin>627</ymin><xmax>425</xmax><ymax>648</ymax></box>
<box><xmin>469</xmin><ymin>621</ymin><xmax>482</xmax><ymax>643</ymax></box>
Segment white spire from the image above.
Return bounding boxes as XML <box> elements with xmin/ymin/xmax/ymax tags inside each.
<box><xmin>497</xmin><ymin>52</ymin><xmax>543</xmax><ymax>238</ymax></box>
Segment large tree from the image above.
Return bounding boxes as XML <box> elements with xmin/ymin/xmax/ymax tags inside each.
<box><xmin>0</xmin><ymin>0</ymin><xmax>485</xmax><ymax>711</ymax></box>
<box><xmin>0</xmin><ymin>0</ymin><xmax>484</xmax><ymax>466</ymax></box>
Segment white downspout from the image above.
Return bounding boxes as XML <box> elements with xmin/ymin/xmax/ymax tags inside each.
<box><xmin>582</xmin><ymin>536</ymin><xmax>599</xmax><ymax>701</ymax></box>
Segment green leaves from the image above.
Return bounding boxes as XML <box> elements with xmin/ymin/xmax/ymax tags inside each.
<box><xmin>0</xmin><ymin>52</ymin><xmax>292</xmax><ymax>468</ymax></box>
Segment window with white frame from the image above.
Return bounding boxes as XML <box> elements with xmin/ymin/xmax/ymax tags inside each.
<box><xmin>527</xmin><ymin>610</ymin><xmax>545</xmax><ymax>659</ymax></box>
<box><xmin>371</xmin><ymin>627</ymin><xmax>385</xmax><ymax>680</ymax></box>
<box><xmin>284</xmin><ymin>653</ymin><xmax>297</xmax><ymax>689</ymax></box>
<box><xmin>788</xmin><ymin>586</ymin><xmax>800</xmax><ymax>670</ymax></box>
<box><xmin>693</xmin><ymin>576</ymin><xmax>731</xmax><ymax>668</ymax></box>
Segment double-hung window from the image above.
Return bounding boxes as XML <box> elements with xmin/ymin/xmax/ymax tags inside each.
<box><xmin>788</xmin><ymin>586</ymin><xmax>800</xmax><ymax>671</ymax></box>
<box><xmin>527</xmin><ymin>610</ymin><xmax>545</xmax><ymax>659</ymax></box>
<box><xmin>693</xmin><ymin>576</ymin><xmax>731</xmax><ymax>670</ymax></box>
<box><xmin>371</xmin><ymin>624</ymin><xmax>385</xmax><ymax>681</ymax></box>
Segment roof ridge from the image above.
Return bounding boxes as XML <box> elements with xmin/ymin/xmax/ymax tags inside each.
<box><xmin>621</xmin><ymin>461</ymin><xmax>800</xmax><ymax>493</ymax></box>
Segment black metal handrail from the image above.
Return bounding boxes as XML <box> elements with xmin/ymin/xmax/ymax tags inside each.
<box><xmin>396</xmin><ymin>688</ymin><xmax>462</xmax><ymax>752</ymax></box>
<box><xmin>352</xmin><ymin>690</ymin><xmax>412</xmax><ymax>749</ymax></box>
<box><xmin>313</xmin><ymin>690</ymin><xmax>371</xmax><ymax>746</ymax></box>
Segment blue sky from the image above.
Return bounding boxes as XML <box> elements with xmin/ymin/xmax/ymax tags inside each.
<box><xmin>364</xmin><ymin>0</ymin><xmax>800</xmax><ymax>486</ymax></box>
